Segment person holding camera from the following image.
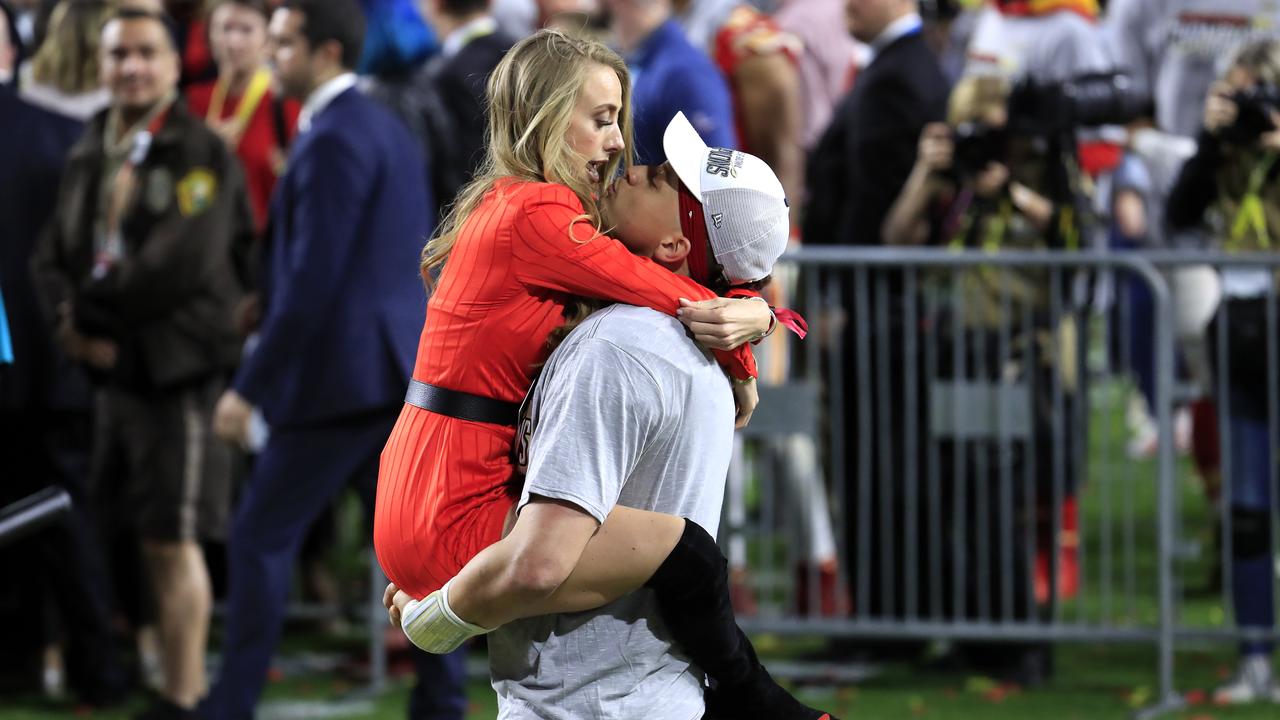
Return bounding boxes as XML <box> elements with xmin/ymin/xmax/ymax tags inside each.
<box><xmin>884</xmin><ymin>75</ymin><xmax>1057</xmax><ymax>252</ymax></box>
<box><xmin>1168</xmin><ymin>39</ymin><xmax>1280</xmax><ymax>706</ymax></box>
<box><xmin>881</xmin><ymin>73</ymin><xmax>1077</xmax><ymax>686</ymax></box>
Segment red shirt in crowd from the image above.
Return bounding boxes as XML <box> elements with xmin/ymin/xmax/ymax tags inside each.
<box><xmin>712</xmin><ymin>5</ymin><xmax>801</xmax><ymax>152</ymax></box>
<box><xmin>186</xmin><ymin>79</ymin><xmax>300</xmax><ymax>233</ymax></box>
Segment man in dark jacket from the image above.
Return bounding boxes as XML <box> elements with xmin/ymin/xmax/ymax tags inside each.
<box><xmin>29</xmin><ymin>7</ymin><xmax>250</xmax><ymax>720</ymax></box>
<box><xmin>420</xmin><ymin>0</ymin><xmax>514</xmax><ymax>208</ymax></box>
<box><xmin>801</xmin><ymin>0</ymin><xmax>949</xmax><ymax>652</ymax></box>
<box><xmin>803</xmin><ymin>0</ymin><xmax>948</xmax><ymax>247</ymax></box>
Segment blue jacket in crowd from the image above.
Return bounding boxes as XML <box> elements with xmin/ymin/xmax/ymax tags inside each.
<box><xmin>628</xmin><ymin>19</ymin><xmax>736</xmax><ymax>164</ymax></box>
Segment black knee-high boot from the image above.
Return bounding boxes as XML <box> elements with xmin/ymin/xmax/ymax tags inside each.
<box><xmin>644</xmin><ymin>520</ymin><xmax>835</xmax><ymax>720</ymax></box>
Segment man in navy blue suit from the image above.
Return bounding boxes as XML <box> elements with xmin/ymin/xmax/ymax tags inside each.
<box><xmin>204</xmin><ymin>1</ymin><xmax>462</xmax><ymax>718</ymax></box>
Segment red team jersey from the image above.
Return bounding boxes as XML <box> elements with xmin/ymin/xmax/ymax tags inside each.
<box><xmin>374</xmin><ymin>179</ymin><xmax>757</xmax><ymax>597</ymax></box>
<box><xmin>712</xmin><ymin>6</ymin><xmax>801</xmax><ymax>152</ymax></box>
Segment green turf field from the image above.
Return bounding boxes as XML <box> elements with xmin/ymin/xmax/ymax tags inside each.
<box><xmin>2</xmin><ymin>642</ymin><xmax>1277</xmax><ymax>719</ymax></box>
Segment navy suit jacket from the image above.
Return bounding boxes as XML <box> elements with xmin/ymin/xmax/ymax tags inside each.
<box><xmin>233</xmin><ymin>86</ymin><xmax>432</xmax><ymax>428</ymax></box>
<box><xmin>0</xmin><ymin>87</ymin><xmax>90</xmax><ymax>413</ymax></box>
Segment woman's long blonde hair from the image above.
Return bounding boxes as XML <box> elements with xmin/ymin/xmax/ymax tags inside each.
<box><xmin>946</xmin><ymin>74</ymin><xmax>1009</xmax><ymax>127</ymax></box>
<box><xmin>31</xmin><ymin>0</ymin><xmax>114</xmax><ymax>94</ymax></box>
<box><xmin>420</xmin><ymin>29</ymin><xmax>634</xmax><ymax>281</ymax></box>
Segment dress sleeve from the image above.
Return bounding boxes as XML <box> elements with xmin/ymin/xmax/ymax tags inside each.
<box><xmin>509</xmin><ymin>184</ymin><xmax>757</xmax><ymax>381</ymax></box>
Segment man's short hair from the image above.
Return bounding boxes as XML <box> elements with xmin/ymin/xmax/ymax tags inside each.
<box><xmin>439</xmin><ymin>0</ymin><xmax>490</xmax><ymax>18</ymax></box>
<box><xmin>103</xmin><ymin>6</ymin><xmax>182</xmax><ymax>53</ymax></box>
<box><xmin>209</xmin><ymin>0</ymin><xmax>271</xmax><ymax>20</ymax></box>
<box><xmin>280</xmin><ymin>0</ymin><xmax>366</xmax><ymax>71</ymax></box>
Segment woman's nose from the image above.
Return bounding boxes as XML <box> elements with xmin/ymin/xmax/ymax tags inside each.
<box><xmin>604</xmin><ymin>124</ymin><xmax>625</xmax><ymax>154</ymax></box>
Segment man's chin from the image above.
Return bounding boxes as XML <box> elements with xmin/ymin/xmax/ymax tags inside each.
<box><xmin>117</xmin><ymin>95</ymin><xmax>163</xmax><ymax>113</ymax></box>
<box><xmin>599</xmin><ymin>201</ymin><xmax>619</xmax><ymax>231</ymax></box>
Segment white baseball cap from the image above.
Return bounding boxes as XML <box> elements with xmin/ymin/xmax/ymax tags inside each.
<box><xmin>663</xmin><ymin>112</ymin><xmax>790</xmax><ymax>284</ymax></box>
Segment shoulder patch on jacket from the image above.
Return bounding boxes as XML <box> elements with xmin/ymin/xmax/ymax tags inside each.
<box><xmin>176</xmin><ymin>168</ymin><xmax>217</xmax><ymax>217</ymax></box>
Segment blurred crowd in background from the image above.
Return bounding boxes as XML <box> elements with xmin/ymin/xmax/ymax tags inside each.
<box><xmin>4</xmin><ymin>0</ymin><xmax>1280</xmax><ymax>717</ymax></box>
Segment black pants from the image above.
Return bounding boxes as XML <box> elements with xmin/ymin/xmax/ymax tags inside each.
<box><xmin>0</xmin><ymin>410</ymin><xmax>127</xmax><ymax>703</ymax></box>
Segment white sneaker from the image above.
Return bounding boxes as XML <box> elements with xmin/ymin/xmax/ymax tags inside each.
<box><xmin>1213</xmin><ymin>654</ymin><xmax>1280</xmax><ymax>704</ymax></box>
<box><xmin>41</xmin><ymin>665</ymin><xmax>65</xmax><ymax>700</ymax></box>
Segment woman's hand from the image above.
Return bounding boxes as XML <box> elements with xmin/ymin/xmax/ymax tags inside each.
<box><xmin>678</xmin><ymin>297</ymin><xmax>772</xmax><ymax>350</ymax></box>
<box><xmin>1204</xmin><ymin>82</ymin><xmax>1238</xmax><ymax>135</ymax></box>
<box><xmin>732</xmin><ymin>378</ymin><xmax>758</xmax><ymax>429</ymax></box>
<box><xmin>916</xmin><ymin>123</ymin><xmax>955</xmax><ymax>175</ymax></box>
<box><xmin>1261</xmin><ymin>110</ymin><xmax>1280</xmax><ymax>152</ymax></box>
<box><xmin>1009</xmin><ymin>181</ymin><xmax>1054</xmax><ymax>232</ymax></box>
<box><xmin>384</xmin><ymin>582</ymin><xmax>411</xmax><ymax>627</ymax></box>
<box><xmin>974</xmin><ymin>161</ymin><xmax>1010</xmax><ymax>199</ymax></box>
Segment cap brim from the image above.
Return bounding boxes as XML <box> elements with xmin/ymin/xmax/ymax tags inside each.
<box><xmin>663</xmin><ymin>111</ymin><xmax>709</xmax><ymax>202</ymax></box>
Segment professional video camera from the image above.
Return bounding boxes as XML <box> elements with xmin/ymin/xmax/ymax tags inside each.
<box><xmin>1005</xmin><ymin>73</ymin><xmax>1147</xmax><ymax>136</ymax></box>
<box><xmin>1223</xmin><ymin>85</ymin><xmax>1280</xmax><ymax>145</ymax></box>
<box><xmin>945</xmin><ymin>73</ymin><xmax>1146</xmax><ymax>179</ymax></box>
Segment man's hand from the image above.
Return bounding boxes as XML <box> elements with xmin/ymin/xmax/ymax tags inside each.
<box><xmin>678</xmin><ymin>297</ymin><xmax>772</xmax><ymax>350</ymax></box>
<box><xmin>235</xmin><ymin>293</ymin><xmax>262</xmax><ymax>337</ymax></box>
<box><xmin>732</xmin><ymin>378</ymin><xmax>758</xmax><ymax>429</ymax></box>
<box><xmin>55</xmin><ymin>315</ymin><xmax>118</xmax><ymax>369</ymax></box>
<box><xmin>81</xmin><ymin>338</ymin><xmax>119</xmax><ymax>369</ymax></box>
<box><xmin>214</xmin><ymin>390</ymin><xmax>253</xmax><ymax>447</ymax></box>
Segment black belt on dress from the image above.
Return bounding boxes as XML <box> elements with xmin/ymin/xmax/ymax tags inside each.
<box><xmin>404</xmin><ymin>378</ymin><xmax>521</xmax><ymax>427</ymax></box>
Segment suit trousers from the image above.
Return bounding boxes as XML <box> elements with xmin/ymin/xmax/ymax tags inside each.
<box><xmin>201</xmin><ymin>408</ymin><xmax>465</xmax><ymax>720</ymax></box>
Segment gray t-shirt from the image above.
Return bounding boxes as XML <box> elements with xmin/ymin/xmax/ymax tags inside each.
<box><xmin>489</xmin><ymin>304</ymin><xmax>736</xmax><ymax>720</ymax></box>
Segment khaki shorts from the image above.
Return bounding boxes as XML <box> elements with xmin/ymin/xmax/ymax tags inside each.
<box><xmin>91</xmin><ymin>378</ymin><xmax>232</xmax><ymax>542</ymax></box>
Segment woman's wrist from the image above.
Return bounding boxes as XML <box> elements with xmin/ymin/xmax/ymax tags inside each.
<box><xmin>743</xmin><ymin>296</ymin><xmax>774</xmax><ymax>341</ymax></box>
<box><xmin>758</xmin><ymin>308</ymin><xmax>778</xmax><ymax>341</ymax></box>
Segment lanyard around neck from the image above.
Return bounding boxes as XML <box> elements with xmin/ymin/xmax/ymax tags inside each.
<box><xmin>207</xmin><ymin>68</ymin><xmax>272</xmax><ymax>148</ymax></box>
<box><xmin>96</xmin><ymin>105</ymin><xmax>171</xmax><ymax>279</ymax></box>
<box><xmin>1229</xmin><ymin>151</ymin><xmax>1279</xmax><ymax>251</ymax></box>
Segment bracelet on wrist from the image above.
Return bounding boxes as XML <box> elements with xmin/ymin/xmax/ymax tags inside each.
<box><xmin>762</xmin><ymin>308</ymin><xmax>778</xmax><ymax>339</ymax></box>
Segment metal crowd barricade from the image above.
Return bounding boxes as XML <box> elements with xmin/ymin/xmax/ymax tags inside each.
<box><xmin>261</xmin><ymin>249</ymin><xmax>1280</xmax><ymax>716</ymax></box>
<box><xmin>727</xmin><ymin>247</ymin><xmax>1187</xmax><ymax>717</ymax></box>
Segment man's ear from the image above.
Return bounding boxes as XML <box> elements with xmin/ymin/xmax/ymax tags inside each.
<box><xmin>318</xmin><ymin>38</ymin><xmax>345</xmax><ymax>70</ymax></box>
<box><xmin>654</xmin><ymin>233</ymin><xmax>691</xmax><ymax>265</ymax></box>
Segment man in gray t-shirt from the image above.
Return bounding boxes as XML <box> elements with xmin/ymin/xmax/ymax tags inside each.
<box><xmin>489</xmin><ymin>302</ymin><xmax>735</xmax><ymax>719</ymax></box>
<box><xmin>386</xmin><ymin>112</ymin><xmax>815</xmax><ymax>719</ymax></box>
<box><xmin>486</xmin><ymin>114</ymin><xmax>790</xmax><ymax>719</ymax></box>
